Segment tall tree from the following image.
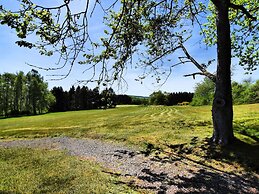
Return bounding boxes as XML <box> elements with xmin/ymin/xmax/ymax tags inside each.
<box><xmin>37</xmin><ymin>81</ymin><xmax>55</xmax><ymax>114</ymax></box>
<box><xmin>69</xmin><ymin>86</ymin><xmax>76</xmax><ymax>111</ymax></box>
<box><xmin>25</xmin><ymin>69</ymin><xmax>54</xmax><ymax>115</ymax></box>
<box><xmin>80</xmin><ymin>86</ymin><xmax>90</xmax><ymax>110</ymax></box>
<box><xmin>0</xmin><ymin>71</ymin><xmax>54</xmax><ymax>116</ymax></box>
<box><xmin>1</xmin><ymin>73</ymin><xmax>16</xmax><ymax>116</ymax></box>
<box><xmin>0</xmin><ymin>74</ymin><xmax>3</xmax><ymax>116</ymax></box>
<box><xmin>92</xmin><ymin>87</ymin><xmax>101</xmax><ymax>109</ymax></box>
<box><xmin>26</xmin><ymin>70</ymin><xmax>41</xmax><ymax>115</ymax></box>
<box><xmin>116</xmin><ymin>94</ymin><xmax>133</xmax><ymax>105</ymax></box>
<box><xmin>100</xmin><ymin>87</ymin><xmax>117</xmax><ymax>108</ymax></box>
<box><xmin>0</xmin><ymin>1</ymin><xmax>258</xmax><ymax>144</ymax></box>
<box><xmin>51</xmin><ymin>86</ymin><xmax>66</xmax><ymax>112</ymax></box>
<box><xmin>150</xmin><ymin>91</ymin><xmax>167</xmax><ymax>105</ymax></box>
<box><xmin>75</xmin><ymin>86</ymin><xmax>81</xmax><ymax>110</ymax></box>
<box><xmin>14</xmin><ymin>71</ymin><xmax>25</xmax><ymax>114</ymax></box>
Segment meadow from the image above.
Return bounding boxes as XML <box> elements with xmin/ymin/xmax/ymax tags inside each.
<box><xmin>0</xmin><ymin>104</ymin><xmax>258</xmax><ymax>193</ymax></box>
<box><xmin>0</xmin><ymin>104</ymin><xmax>258</xmax><ymax>145</ymax></box>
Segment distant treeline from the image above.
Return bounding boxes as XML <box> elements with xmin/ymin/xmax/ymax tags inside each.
<box><xmin>149</xmin><ymin>91</ymin><xmax>194</xmax><ymax>105</ymax></box>
<box><xmin>50</xmin><ymin>86</ymin><xmax>116</xmax><ymax>112</ymax></box>
<box><xmin>0</xmin><ymin>70</ymin><xmax>55</xmax><ymax>117</ymax></box>
<box><xmin>49</xmin><ymin>86</ymin><xmax>194</xmax><ymax>112</ymax></box>
<box><xmin>117</xmin><ymin>92</ymin><xmax>194</xmax><ymax>106</ymax></box>
<box><xmin>4</xmin><ymin>70</ymin><xmax>257</xmax><ymax>117</ymax></box>
<box><xmin>0</xmin><ymin>70</ymin><xmax>195</xmax><ymax>118</ymax></box>
<box><xmin>116</xmin><ymin>95</ymin><xmax>149</xmax><ymax>105</ymax></box>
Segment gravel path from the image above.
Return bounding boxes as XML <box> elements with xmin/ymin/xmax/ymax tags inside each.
<box><xmin>0</xmin><ymin>137</ymin><xmax>258</xmax><ymax>193</ymax></box>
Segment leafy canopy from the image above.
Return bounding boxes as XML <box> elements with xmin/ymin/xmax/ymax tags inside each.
<box><xmin>203</xmin><ymin>0</ymin><xmax>258</xmax><ymax>72</ymax></box>
<box><xmin>0</xmin><ymin>0</ymin><xmax>258</xmax><ymax>83</ymax></box>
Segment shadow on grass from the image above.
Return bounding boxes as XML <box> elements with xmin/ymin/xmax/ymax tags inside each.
<box><xmin>111</xmin><ymin>138</ymin><xmax>259</xmax><ymax>193</ymax></box>
<box><xmin>37</xmin><ymin>175</ymin><xmax>77</xmax><ymax>193</ymax></box>
<box><xmin>137</xmin><ymin>168</ymin><xmax>258</xmax><ymax>194</ymax></box>
<box><xmin>167</xmin><ymin>137</ymin><xmax>259</xmax><ymax>173</ymax></box>
<box><xmin>141</xmin><ymin>135</ymin><xmax>259</xmax><ymax>173</ymax></box>
<box><xmin>234</xmin><ymin>121</ymin><xmax>259</xmax><ymax>142</ymax></box>
<box><xmin>113</xmin><ymin>160</ymin><xmax>258</xmax><ymax>193</ymax></box>
<box><xmin>172</xmin><ymin>169</ymin><xmax>258</xmax><ymax>194</ymax></box>
<box><xmin>0</xmin><ymin>112</ymin><xmax>49</xmax><ymax>120</ymax></box>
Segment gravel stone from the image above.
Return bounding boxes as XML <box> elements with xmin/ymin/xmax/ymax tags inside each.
<box><xmin>0</xmin><ymin>137</ymin><xmax>258</xmax><ymax>193</ymax></box>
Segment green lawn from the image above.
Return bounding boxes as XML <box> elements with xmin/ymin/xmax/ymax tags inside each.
<box><xmin>0</xmin><ymin>148</ymin><xmax>140</xmax><ymax>193</ymax></box>
<box><xmin>0</xmin><ymin>104</ymin><xmax>258</xmax><ymax>145</ymax></box>
<box><xmin>0</xmin><ymin>104</ymin><xmax>258</xmax><ymax>193</ymax></box>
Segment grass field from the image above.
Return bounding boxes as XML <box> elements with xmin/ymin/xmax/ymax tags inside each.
<box><xmin>0</xmin><ymin>148</ymin><xmax>140</xmax><ymax>193</ymax></box>
<box><xmin>0</xmin><ymin>104</ymin><xmax>258</xmax><ymax>145</ymax></box>
<box><xmin>0</xmin><ymin>104</ymin><xmax>258</xmax><ymax>193</ymax></box>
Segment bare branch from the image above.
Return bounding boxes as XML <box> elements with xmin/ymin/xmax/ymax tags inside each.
<box><xmin>179</xmin><ymin>41</ymin><xmax>216</xmax><ymax>82</ymax></box>
<box><xmin>184</xmin><ymin>72</ymin><xmax>206</xmax><ymax>79</ymax></box>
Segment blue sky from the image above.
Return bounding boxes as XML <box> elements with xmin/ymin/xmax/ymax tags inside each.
<box><xmin>0</xmin><ymin>0</ymin><xmax>258</xmax><ymax>96</ymax></box>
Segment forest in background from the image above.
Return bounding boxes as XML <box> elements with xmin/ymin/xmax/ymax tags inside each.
<box><xmin>0</xmin><ymin>70</ymin><xmax>54</xmax><ymax>117</ymax></box>
<box><xmin>0</xmin><ymin>70</ymin><xmax>118</xmax><ymax>117</ymax></box>
<box><xmin>1</xmin><ymin>70</ymin><xmax>258</xmax><ymax>117</ymax></box>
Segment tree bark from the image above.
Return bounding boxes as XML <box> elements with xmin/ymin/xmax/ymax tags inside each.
<box><xmin>211</xmin><ymin>0</ymin><xmax>235</xmax><ymax>145</ymax></box>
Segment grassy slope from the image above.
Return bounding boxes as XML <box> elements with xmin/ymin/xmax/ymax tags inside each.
<box><xmin>0</xmin><ymin>104</ymin><xmax>258</xmax><ymax>193</ymax></box>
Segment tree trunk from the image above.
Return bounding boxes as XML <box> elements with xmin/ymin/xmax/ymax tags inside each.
<box><xmin>211</xmin><ymin>0</ymin><xmax>235</xmax><ymax>145</ymax></box>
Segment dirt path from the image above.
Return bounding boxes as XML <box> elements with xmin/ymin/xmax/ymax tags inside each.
<box><xmin>0</xmin><ymin>137</ymin><xmax>258</xmax><ymax>193</ymax></box>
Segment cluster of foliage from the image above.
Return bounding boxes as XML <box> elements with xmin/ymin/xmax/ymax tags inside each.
<box><xmin>116</xmin><ymin>95</ymin><xmax>149</xmax><ymax>105</ymax></box>
<box><xmin>116</xmin><ymin>94</ymin><xmax>133</xmax><ymax>105</ymax></box>
<box><xmin>232</xmin><ymin>79</ymin><xmax>259</xmax><ymax>104</ymax></box>
<box><xmin>0</xmin><ymin>70</ymin><xmax>55</xmax><ymax>117</ymax></box>
<box><xmin>131</xmin><ymin>96</ymin><xmax>149</xmax><ymax>105</ymax></box>
<box><xmin>50</xmin><ymin>86</ymin><xmax>116</xmax><ymax>112</ymax></box>
<box><xmin>191</xmin><ymin>78</ymin><xmax>215</xmax><ymax>106</ymax></box>
<box><xmin>192</xmin><ymin>78</ymin><xmax>259</xmax><ymax>106</ymax></box>
<box><xmin>116</xmin><ymin>95</ymin><xmax>150</xmax><ymax>105</ymax></box>
<box><xmin>149</xmin><ymin>91</ymin><xmax>193</xmax><ymax>106</ymax></box>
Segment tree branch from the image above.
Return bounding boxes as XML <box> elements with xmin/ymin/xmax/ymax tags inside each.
<box><xmin>179</xmin><ymin>41</ymin><xmax>216</xmax><ymax>82</ymax></box>
<box><xmin>184</xmin><ymin>72</ymin><xmax>206</xmax><ymax>79</ymax></box>
<box><xmin>229</xmin><ymin>3</ymin><xmax>257</xmax><ymax>21</ymax></box>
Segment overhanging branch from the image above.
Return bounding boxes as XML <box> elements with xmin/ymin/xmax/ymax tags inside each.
<box><xmin>179</xmin><ymin>42</ymin><xmax>216</xmax><ymax>82</ymax></box>
<box><xmin>229</xmin><ymin>3</ymin><xmax>257</xmax><ymax>21</ymax></box>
